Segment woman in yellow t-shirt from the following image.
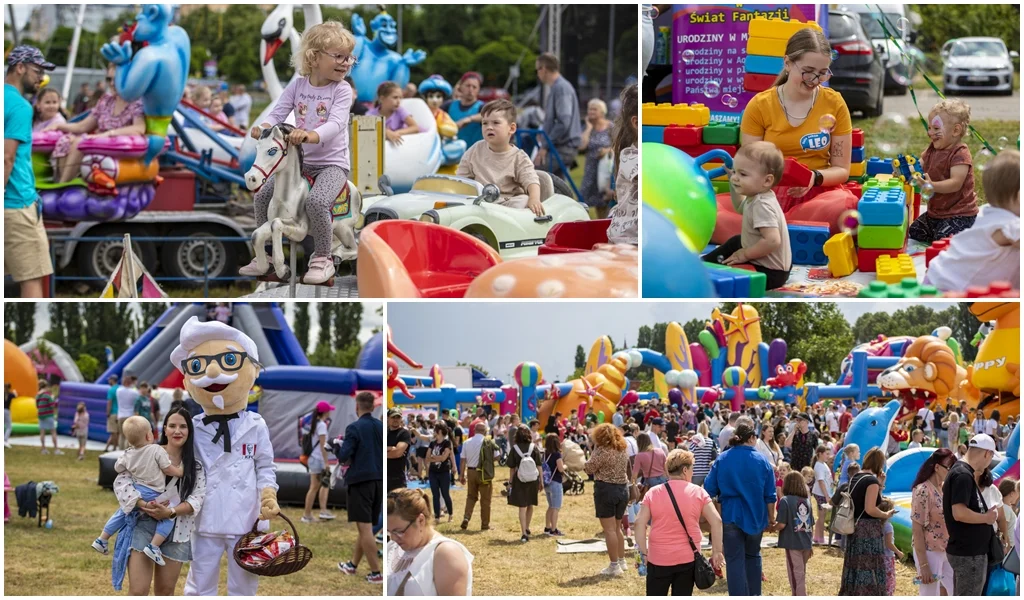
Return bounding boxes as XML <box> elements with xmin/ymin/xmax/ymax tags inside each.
<box><xmin>712</xmin><ymin>28</ymin><xmax>860</xmax><ymax>244</ymax></box>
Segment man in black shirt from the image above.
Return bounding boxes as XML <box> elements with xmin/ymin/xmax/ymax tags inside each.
<box><xmin>943</xmin><ymin>433</ymin><xmax>999</xmax><ymax>595</ymax></box>
<box><xmin>665</xmin><ymin>413</ymin><xmax>680</xmax><ymax>446</ymax></box>
<box><xmin>386</xmin><ymin>409</ymin><xmax>411</xmax><ymax>492</ymax></box>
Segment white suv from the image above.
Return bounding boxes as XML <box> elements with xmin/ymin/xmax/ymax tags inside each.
<box><xmin>942</xmin><ymin>37</ymin><xmax>1017</xmax><ymax>96</ymax></box>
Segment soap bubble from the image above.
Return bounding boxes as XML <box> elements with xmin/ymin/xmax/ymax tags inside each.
<box><xmin>819</xmin><ymin>113</ymin><xmax>837</xmax><ymax>133</ymax></box>
<box><xmin>831</xmin><ymin>49</ymin><xmax>839</xmax><ymax>61</ymax></box>
<box><xmin>703</xmin><ymin>80</ymin><xmax>721</xmax><ymax>99</ymax></box>
<box><xmin>997</xmin><ymin>136</ymin><xmax>1009</xmax><ymax>150</ymax></box>
<box><xmin>896</xmin><ymin>17</ymin><xmax>911</xmax><ymax>34</ymax></box>
<box><xmin>682</xmin><ymin>49</ymin><xmax>695</xmax><ymax>64</ymax></box>
<box><xmin>976</xmin><ymin>147</ymin><xmax>994</xmax><ymax>172</ymax></box>
<box><xmin>839</xmin><ymin>209</ymin><xmax>861</xmax><ymax>234</ymax></box>
<box><xmin>879</xmin><ymin>142</ymin><xmax>895</xmax><ymax>155</ymax></box>
<box><xmin>725</xmin><ymin>95</ymin><xmax>739</xmax><ymax>109</ymax></box>
<box><xmin>920</xmin><ymin>181</ymin><xmax>935</xmax><ymax>201</ymax></box>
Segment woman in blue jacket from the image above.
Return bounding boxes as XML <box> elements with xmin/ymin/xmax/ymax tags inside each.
<box><xmin>704</xmin><ymin>417</ymin><xmax>778</xmax><ymax>595</ymax></box>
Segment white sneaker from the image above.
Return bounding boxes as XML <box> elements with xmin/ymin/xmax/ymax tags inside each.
<box><xmin>300</xmin><ymin>516</ymin><xmax>318</xmax><ymax>524</ymax></box>
<box><xmin>600</xmin><ymin>563</ymin><xmax>624</xmax><ymax>576</ymax></box>
<box><xmin>54</xmin><ymin>449</ymin><xmax>64</xmax><ymax>455</ymax></box>
<box><xmin>318</xmin><ymin>512</ymin><xmax>337</xmax><ymax>520</ymax></box>
<box><xmin>239</xmin><ymin>255</ymin><xmax>272</xmax><ymax>277</ymax></box>
<box><xmin>40</xmin><ymin>449</ymin><xmax>49</xmax><ymax>455</ymax></box>
<box><xmin>303</xmin><ymin>256</ymin><xmax>335</xmax><ymax>285</ymax></box>
<box><xmin>617</xmin><ymin>559</ymin><xmax>627</xmax><ymax>572</ymax></box>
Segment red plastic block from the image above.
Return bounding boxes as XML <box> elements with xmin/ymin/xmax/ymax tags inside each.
<box><xmin>663</xmin><ymin>125</ymin><xmax>704</xmax><ymax>148</ymax></box>
<box><xmin>788</xmin><ymin>220</ymin><xmax>829</xmax><ymax>229</ymax></box>
<box><xmin>947</xmin><ymin>281</ymin><xmax>1020</xmax><ymax>298</ymax></box>
<box><xmin>912</xmin><ymin>191</ymin><xmax>921</xmax><ymax>221</ymax></box>
<box><xmin>925</xmin><ymin>238</ymin><xmax>951</xmax><ymax>267</ymax></box>
<box><xmin>743</xmin><ymin>72</ymin><xmax>775</xmax><ymax>93</ymax></box>
<box><xmin>779</xmin><ymin>158</ymin><xmax>813</xmax><ymax>188</ymax></box>
<box><xmin>856</xmin><ymin>246</ymin><xmax>903</xmax><ymax>272</ymax></box>
<box><xmin>673</xmin><ymin>143</ymin><xmax>739</xmax><ymax>157</ymax></box>
<box><xmin>852</xmin><ymin>129</ymin><xmax>864</xmax><ymax>147</ymax></box>
<box><xmin>846</xmin><ymin>181</ymin><xmax>863</xmax><ymax>199</ymax></box>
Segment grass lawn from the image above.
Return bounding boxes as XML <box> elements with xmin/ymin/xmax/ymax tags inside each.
<box><xmin>852</xmin><ymin>116</ymin><xmax>1018</xmax><ymax>205</ymax></box>
<box><xmin>3</xmin><ymin>445</ymin><xmax>379</xmax><ymax>596</ymax></box>
<box><xmin>429</xmin><ymin>478</ymin><xmax>920</xmax><ymax>596</ymax></box>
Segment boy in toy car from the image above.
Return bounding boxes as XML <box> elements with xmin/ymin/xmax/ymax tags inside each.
<box><xmin>456</xmin><ymin>99</ymin><xmax>544</xmax><ymax>217</ymax></box>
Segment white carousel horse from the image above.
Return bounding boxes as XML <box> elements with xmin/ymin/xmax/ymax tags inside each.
<box><xmin>243</xmin><ymin>123</ymin><xmax>361</xmax><ymax>281</ymax></box>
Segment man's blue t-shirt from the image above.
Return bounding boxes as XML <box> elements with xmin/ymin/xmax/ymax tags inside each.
<box><xmin>448</xmin><ymin>100</ymin><xmax>484</xmax><ymax>149</ymax></box>
<box><xmin>4</xmin><ymin>84</ymin><xmax>37</xmax><ymax>209</ymax></box>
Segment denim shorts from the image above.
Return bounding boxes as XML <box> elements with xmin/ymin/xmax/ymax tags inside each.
<box><xmin>308</xmin><ymin>450</ymin><xmax>326</xmax><ymax>475</ymax></box>
<box><xmin>545</xmin><ymin>481</ymin><xmax>564</xmax><ymax>509</ymax></box>
<box><xmin>130</xmin><ymin>515</ymin><xmax>191</xmax><ymax>563</ymax></box>
<box><xmin>38</xmin><ymin>416</ymin><xmax>55</xmax><ymax>432</ymax></box>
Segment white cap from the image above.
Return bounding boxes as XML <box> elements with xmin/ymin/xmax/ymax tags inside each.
<box><xmin>968</xmin><ymin>433</ymin><xmax>996</xmax><ymax>453</ymax></box>
<box><xmin>169</xmin><ymin>317</ymin><xmax>258</xmax><ymax>373</ymax></box>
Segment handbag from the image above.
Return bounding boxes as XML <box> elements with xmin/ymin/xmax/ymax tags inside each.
<box><xmin>665</xmin><ymin>482</ymin><xmax>717</xmax><ymax>590</ymax></box>
<box><xmin>975</xmin><ymin>479</ymin><xmax>1005</xmax><ymax>566</ymax></box>
<box><xmin>1002</xmin><ymin>544</ymin><xmax>1019</xmax><ymax>575</ymax></box>
<box><xmin>627</xmin><ymin>461</ymin><xmax>640</xmax><ymax>504</ymax></box>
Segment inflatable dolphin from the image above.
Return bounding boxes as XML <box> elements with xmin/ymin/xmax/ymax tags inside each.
<box><xmin>993</xmin><ymin>422</ymin><xmax>1020</xmax><ymax>481</ymax></box>
<box><xmin>834</xmin><ymin>399</ymin><xmax>901</xmax><ymax>472</ymax></box>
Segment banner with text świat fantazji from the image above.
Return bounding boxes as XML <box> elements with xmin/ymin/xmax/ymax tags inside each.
<box><xmin>672</xmin><ymin>5</ymin><xmax>821</xmax><ymax>122</ymax></box>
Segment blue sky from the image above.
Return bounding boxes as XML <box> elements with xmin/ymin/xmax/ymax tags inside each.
<box><xmin>387</xmin><ymin>301</ymin><xmax>957</xmax><ymax>382</ymax></box>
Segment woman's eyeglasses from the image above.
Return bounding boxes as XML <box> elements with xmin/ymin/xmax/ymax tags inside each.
<box><xmin>319</xmin><ymin>50</ymin><xmax>356</xmax><ymax>65</ymax></box>
<box><xmin>800</xmin><ymin>69</ymin><xmax>832</xmax><ymax>83</ymax></box>
<box><xmin>387</xmin><ymin>519</ymin><xmax>415</xmax><ymax>539</ymax></box>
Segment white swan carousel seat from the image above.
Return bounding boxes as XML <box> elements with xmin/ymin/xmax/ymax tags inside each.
<box><xmin>383</xmin><ymin>98</ymin><xmax>442</xmax><ymax>193</ymax></box>
<box><xmin>32</xmin><ymin>130</ymin><xmax>168</xmax><ymax>221</ymax></box>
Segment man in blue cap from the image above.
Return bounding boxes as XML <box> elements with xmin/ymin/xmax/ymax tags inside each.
<box><xmin>5</xmin><ymin>45</ymin><xmax>55</xmax><ymax>298</ymax></box>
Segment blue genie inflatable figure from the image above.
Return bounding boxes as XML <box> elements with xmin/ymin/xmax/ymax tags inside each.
<box><xmin>349</xmin><ymin>9</ymin><xmax>426</xmax><ymax>103</ymax></box>
<box><xmin>100</xmin><ymin>4</ymin><xmax>190</xmax><ymax>165</ymax></box>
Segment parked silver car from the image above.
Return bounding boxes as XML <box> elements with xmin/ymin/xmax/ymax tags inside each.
<box><xmin>941</xmin><ymin>37</ymin><xmax>1017</xmax><ymax>96</ymax></box>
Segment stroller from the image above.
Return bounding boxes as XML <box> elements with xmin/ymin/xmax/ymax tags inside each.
<box><xmin>563</xmin><ymin>470</ymin><xmax>586</xmax><ymax>495</ymax></box>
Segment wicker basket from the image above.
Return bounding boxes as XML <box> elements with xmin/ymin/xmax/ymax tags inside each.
<box><xmin>233</xmin><ymin>513</ymin><xmax>312</xmax><ymax>577</ymax></box>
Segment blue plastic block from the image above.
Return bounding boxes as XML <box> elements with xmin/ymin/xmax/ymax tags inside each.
<box><xmin>705</xmin><ymin>263</ymin><xmax>768</xmax><ymax>297</ymax></box>
<box><xmin>745</xmin><ymin>54</ymin><xmax>784</xmax><ymax>75</ymax></box>
<box><xmin>858</xmin><ymin>187</ymin><xmax>907</xmax><ymax>226</ymax></box>
<box><xmin>866</xmin><ymin>156</ymin><xmax>892</xmax><ymax>177</ymax></box>
<box><xmin>642</xmin><ymin>125</ymin><xmax>665</xmax><ymax>144</ymax></box>
<box><xmin>852</xmin><ymin>146</ymin><xmax>864</xmax><ymax>162</ymax></box>
<box><xmin>787</xmin><ymin>222</ymin><xmax>829</xmax><ymax>265</ymax></box>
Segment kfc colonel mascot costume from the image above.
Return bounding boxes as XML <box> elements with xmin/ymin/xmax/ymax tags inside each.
<box><xmin>170</xmin><ymin>317</ymin><xmax>279</xmax><ymax>596</ymax></box>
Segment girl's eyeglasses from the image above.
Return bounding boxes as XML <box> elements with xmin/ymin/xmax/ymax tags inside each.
<box><xmin>319</xmin><ymin>50</ymin><xmax>356</xmax><ymax>65</ymax></box>
<box><xmin>800</xmin><ymin>69</ymin><xmax>833</xmax><ymax>83</ymax></box>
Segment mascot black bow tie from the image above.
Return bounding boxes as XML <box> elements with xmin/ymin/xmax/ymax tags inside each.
<box><xmin>202</xmin><ymin>413</ymin><xmax>240</xmax><ymax>452</ymax></box>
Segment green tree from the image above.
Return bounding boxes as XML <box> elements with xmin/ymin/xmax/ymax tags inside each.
<box><xmin>635</xmin><ymin>326</ymin><xmax>652</xmax><ymax>350</ymax></box>
<box><xmin>316</xmin><ymin>303</ymin><xmax>333</xmax><ymax>349</ymax></box>
<box><xmin>650</xmin><ymin>323</ymin><xmax>668</xmax><ymax>355</ymax></box>
<box><xmin>473</xmin><ymin>37</ymin><xmax>537</xmax><ymax>88</ymax></box>
<box><xmin>294</xmin><ymin>303</ymin><xmax>310</xmax><ymax>355</ymax></box>
<box><xmin>76</xmin><ymin>353</ymin><xmax>101</xmax><ymax>382</ymax></box>
<box><xmin>335</xmin><ymin>341</ymin><xmax>362</xmax><ymax>369</ymax></box>
<box><xmin>82</xmin><ymin>303</ymin><xmax>135</xmax><ymax>366</ymax></box>
<box><xmin>5</xmin><ymin>304</ymin><xmax>36</xmax><ymax>345</ymax></box>
<box><xmin>137</xmin><ymin>303</ymin><xmax>168</xmax><ymax>334</ymax></box>
<box><xmin>681</xmin><ymin>318</ymin><xmax>706</xmax><ymax>347</ymax></box>
<box><xmin>333</xmin><ymin>303</ymin><xmax>363</xmax><ymax>351</ymax></box>
<box><xmin>424</xmin><ymin>45</ymin><xmax>476</xmax><ymax>85</ymax></box>
<box><xmin>574</xmin><ymin>344</ymin><xmax>586</xmax><ymax>369</ymax></box>
<box><xmin>308</xmin><ymin>342</ymin><xmax>338</xmax><ymax>367</ymax></box>
<box><xmin>941</xmin><ymin>303</ymin><xmax>984</xmax><ymax>363</ymax></box>
<box><xmin>852</xmin><ymin>311</ymin><xmax>894</xmax><ymax>344</ymax></box>
<box><xmin>912</xmin><ymin>4</ymin><xmax>1019</xmax><ymax>53</ymax></box>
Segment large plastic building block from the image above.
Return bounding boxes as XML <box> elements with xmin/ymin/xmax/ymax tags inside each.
<box><xmin>745</xmin><ymin>54</ymin><xmax>785</xmax><ymax>75</ymax></box>
<box><xmin>779</xmin><ymin>158</ymin><xmax>813</xmax><ymax>187</ymax></box>
<box><xmin>788</xmin><ymin>220</ymin><xmax>829</xmax><ymax>265</ymax></box>
<box><xmin>866</xmin><ymin>157</ymin><xmax>892</xmax><ymax>177</ymax></box>
<box><xmin>859</xmin><ymin>278</ymin><xmax>940</xmax><ymax>298</ymax></box>
<box><xmin>643</xmin><ymin>103</ymin><xmax>711</xmax><ymax>127</ymax></box>
<box><xmin>672</xmin><ymin>143</ymin><xmax>739</xmax><ymax>157</ymax></box>
<box><xmin>744</xmin><ymin>72</ymin><xmax>775</xmax><ymax>93</ymax></box>
<box><xmin>747</xmin><ymin>36</ymin><xmax>788</xmax><ymax>57</ymax></box>
<box><xmin>958</xmin><ymin>281</ymin><xmax>1019</xmax><ymax>298</ymax></box>
<box><xmin>642</xmin><ymin>125</ymin><xmax>665</xmax><ymax>143</ymax></box>
<box><xmin>852</xmin><ymin>129</ymin><xmax>864</xmax><ymax>147</ymax></box>
<box><xmin>706</xmin><ymin>262</ymin><xmax>767</xmax><ymax>298</ymax></box>
<box><xmin>846</xmin><ymin>181</ymin><xmax>863</xmax><ymax>199</ymax></box>
<box><xmin>925</xmin><ymin>238</ymin><xmax>951</xmax><ymax>266</ymax></box>
<box><xmin>875</xmin><ymin>253</ymin><xmax>916</xmax><ymax>284</ymax></box>
<box><xmin>823</xmin><ymin>232</ymin><xmax>857</xmax><ymax>277</ymax></box>
<box><xmin>851</xmin><ymin>147</ymin><xmax>864</xmax><ymax>163</ymax></box>
<box><xmin>712</xmin><ymin>180</ymin><xmax>731</xmax><ymax>194</ymax></box>
<box><xmin>849</xmin><ymin>160</ymin><xmax>866</xmax><ymax>178</ymax></box>
<box><xmin>858</xmin><ymin>210</ymin><xmax>908</xmax><ymax>249</ymax></box>
<box><xmin>748</xmin><ymin>18</ymin><xmax>822</xmax><ymax>40</ymax></box>
<box><xmin>702</xmin><ymin>122</ymin><xmax>741</xmax><ymax>145</ymax></box>
<box><xmin>858</xmin><ymin>187</ymin><xmax>907</xmax><ymax>226</ymax></box>
<box><xmin>862</xmin><ymin>176</ymin><xmax>903</xmax><ymax>192</ymax></box>
<box><xmin>856</xmin><ymin>247</ymin><xmax>903</xmax><ymax>273</ymax></box>
<box><xmin>663</xmin><ymin>125</ymin><xmax>703</xmax><ymax>147</ymax></box>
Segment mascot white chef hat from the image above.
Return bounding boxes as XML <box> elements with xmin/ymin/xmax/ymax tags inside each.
<box><xmin>170</xmin><ymin>316</ymin><xmax>259</xmax><ymax>371</ymax></box>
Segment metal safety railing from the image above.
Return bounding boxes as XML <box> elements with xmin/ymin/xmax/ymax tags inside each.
<box><xmin>514</xmin><ymin>128</ymin><xmax>583</xmax><ymax>201</ymax></box>
<box><xmin>45</xmin><ymin>233</ymin><xmax>256</xmax><ymax>298</ymax></box>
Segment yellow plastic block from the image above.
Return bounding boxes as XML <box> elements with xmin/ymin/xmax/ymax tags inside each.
<box><xmin>823</xmin><ymin>232</ymin><xmax>857</xmax><ymax>278</ymax></box>
<box><xmin>876</xmin><ymin>253</ymin><xmax>916</xmax><ymax>284</ymax></box>
<box><xmin>747</xmin><ymin>37</ymin><xmax>788</xmax><ymax>57</ymax></box>
<box><xmin>703</xmin><ymin>162</ymin><xmax>729</xmax><ymax>181</ymax></box>
<box><xmin>642</xmin><ymin>102</ymin><xmax>711</xmax><ymax>127</ymax></box>
<box><xmin>747</xmin><ymin>18</ymin><xmax>822</xmax><ymax>41</ymax></box>
<box><xmin>849</xmin><ymin>160</ymin><xmax>866</xmax><ymax>178</ymax></box>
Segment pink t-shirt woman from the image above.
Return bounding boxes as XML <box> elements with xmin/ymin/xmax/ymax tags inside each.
<box><xmin>640</xmin><ymin>479</ymin><xmax>711</xmax><ymax>566</ymax></box>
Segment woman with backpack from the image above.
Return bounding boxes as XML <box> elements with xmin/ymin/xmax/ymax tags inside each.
<box><xmin>837</xmin><ymin>448</ymin><xmax>895</xmax><ymax>595</ymax></box>
<box><xmin>302</xmin><ymin>401</ymin><xmax>336</xmax><ymax>523</ymax></box>
<box><xmin>584</xmin><ymin>423</ymin><xmax>632</xmax><ymax>576</ymax></box>
<box><xmin>542</xmin><ymin>433</ymin><xmax>566</xmax><ymax>536</ymax></box>
<box><xmin>506</xmin><ymin>426</ymin><xmax>542</xmax><ymax>543</ymax></box>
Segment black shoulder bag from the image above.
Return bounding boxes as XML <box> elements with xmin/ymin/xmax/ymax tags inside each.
<box><xmin>665</xmin><ymin>482</ymin><xmax>717</xmax><ymax>590</ymax></box>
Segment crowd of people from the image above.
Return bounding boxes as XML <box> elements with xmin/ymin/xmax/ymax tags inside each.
<box><xmin>386</xmin><ymin>397</ymin><xmax>1020</xmax><ymax>596</ymax></box>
